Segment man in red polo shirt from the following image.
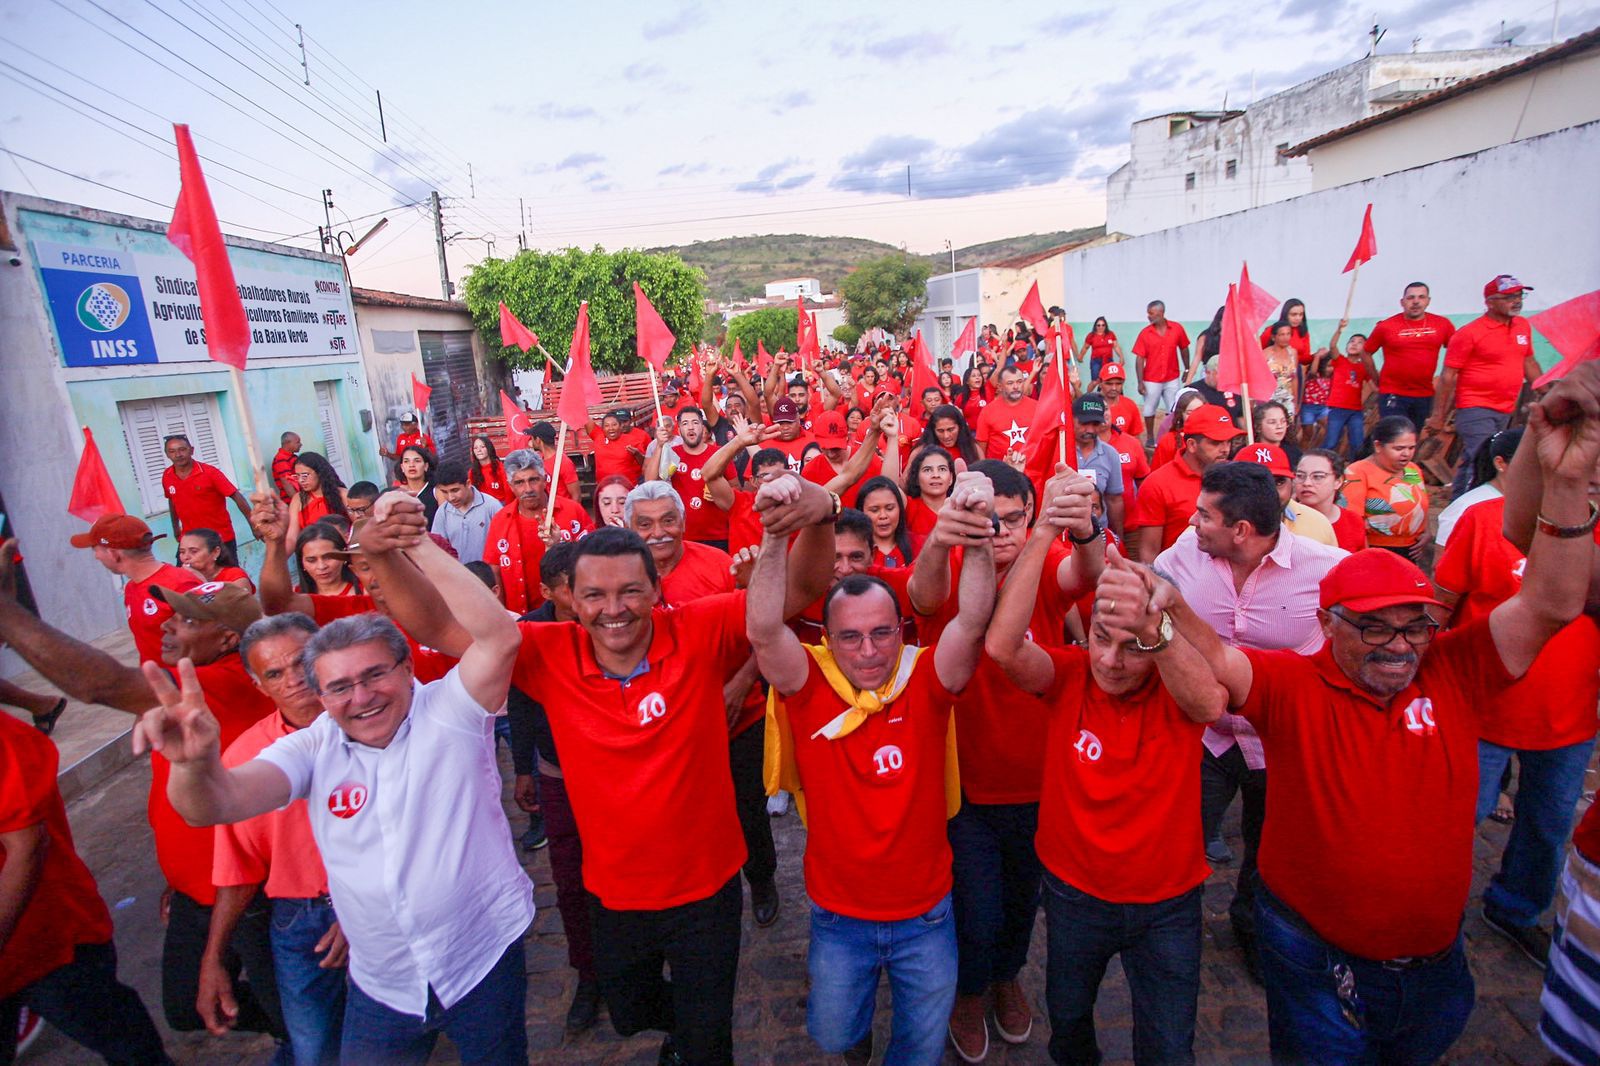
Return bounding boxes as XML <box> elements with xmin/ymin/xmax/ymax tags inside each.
<box><xmin>1132</xmin><ymin>301</ymin><xmax>1191</xmax><ymax>444</ymax></box>
<box><xmin>162</xmin><ymin>434</ymin><xmax>252</xmax><ymax>554</ymax></box>
<box><xmin>272</xmin><ymin>431</ymin><xmax>303</xmax><ymax>504</ymax></box>
<box><xmin>977</xmin><ymin>364</ymin><xmax>1038</xmax><ymax>461</ymax></box>
<box><xmin>71</xmin><ymin>513</ymin><xmax>202</xmax><ymax>664</ymax></box>
<box><xmin>1362</xmin><ymin>281</ymin><xmax>1455</xmax><ymax>431</ymax></box>
<box><xmin>1126</xmin><ymin>405</ymin><xmax>1243</xmax><ymax>562</ymax></box>
<box><xmin>748</xmin><ymin>469</ymin><xmax>998</xmax><ymax>1065</ymax></box>
<box><xmin>1111</xmin><ymin>368</ymin><xmax>1600</xmax><ymax>1063</ymax></box>
<box><xmin>1433</xmin><ymin>274</ymin><xmax>1541</xmax><ymax>495</ymax></box>
<box><xmin>380</xmin><ymin>411</ymin><xmax>435</xmax><ymax>460</ymax></box>
<box><xmin>0</xmin><ymin>705</ymin><xmax>167</xmax><ymax>1063</ymax></box>
<box><xmin>987</xmin><ymin>526</ymin><xmax>1226</xmax><ymax>1064</ymax></box>
<box><xmin>645</xmin><ymin>407</ymin><xmax>731</xmax><ymax>549</ymax></box>
<box><xmin>1099</xmin><ymin>364</ymin><xmax>1145</xmax><ymax>439</ymax></box>
<box><xmin>585</xmin><ymin>409</ymin><xmax>651</xmax><ymax>487</ymax></box>
<box><xmin>802</xmin><ymin>408</ymin><xmax>895</xmax><ymax>504</ymax></box>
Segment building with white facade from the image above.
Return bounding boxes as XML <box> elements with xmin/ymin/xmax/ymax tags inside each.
<box><xmin>1105</xmin><ymin>46</ymin><xmax>1537</xmax><ymax>236</ymax></box>
<box><xmin>764</xmin><ymin>277</ymin><xmax>822</xmax><ymax>301</ymax></box>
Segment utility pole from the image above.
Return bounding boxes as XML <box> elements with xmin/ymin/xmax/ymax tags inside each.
<box><xmin>431</xmin><ymin>190</ymin><xmax>451</xmax><ymax>300</ymax></box>
<box><xmin>321</xmin><ymin>189</ymin><xmax>334</xmax><ymax>253</ymax></box>
<box><xmin>296</xmin><ymin>24</ymin><xmax>309</xmax><ymax>84</ymax></box>
<box><xmin>376</xmin><ymin>90</ymin><xmax>386</xmax><ymax>142</ymax></box>
<box><xmin>519</xmin><ymin>197</ymin><xmax>527</xmax><ymax>252</ymax></box>
<box><xmin>468</xmin><ymin>163</ymin><xmax>475</xmax><ymax>198</ymax></box>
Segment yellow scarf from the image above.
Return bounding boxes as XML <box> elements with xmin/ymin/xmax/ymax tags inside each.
<box><xmin>763</xmin><ymin>643</ymin><xmax>962</xmax><ymax>825</ymax></box>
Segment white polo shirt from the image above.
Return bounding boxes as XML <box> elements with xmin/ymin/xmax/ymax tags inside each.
<box><xmin>256</xmin><ymin>667</ymin><xmax>534</xmax><ymax>1015</ymax></box>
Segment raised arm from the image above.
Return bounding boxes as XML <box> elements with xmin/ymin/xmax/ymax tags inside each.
<box><xmin>724</xmin><ymin>359</ymin><xmax>761</xmax><ymax>415</ymax></box>
<box><xmin>933</xmin><ymin>475</ymin><xmax>996</xmax><ymax>692</ymax></box>
<box><xmin>399</xmin><ymin>519</ymin><xmax>519</xmax><ymax>709</ymax></box>
<box><xmin>251</xmin><ymin>493</ymin><xmax>313</xmax><ymax>616</ymax></box>
<box><xmin>641</xmin><ymin>418</ymin><xmax>674</xmax><ymax>483</ymax></box>
<box><xmin>1142</xmin><ymin>552</ymin><xmax>1254</xmax><ymax>706</ymax></box>
<box><xmin>1096</xmin><ymin>555</ymin><xmax>1226</xmax><ymax>723</ymax></box>
<box><xmin>746</xmin><ymin>527</ymin><xmax>809</xmax><ymax>696</ymax></box>
<box><xmin>983</xmin><ymin>522</ymin><xmax>1058</xmax><ymax>696</ymax></box>
<box><xmin>352</xmin><ymin>494</ymin><xmax>471</xmax><ymax>656</ymax></box>
<box><xmin>1038</xmin><ymin>466</ymin><xmax>1104</xmax><ymax>597</ymax></box>
<box><xmin>753</xmin><ymin>473</ymin><xmax>838</xmax><ymax>618</ymax></box>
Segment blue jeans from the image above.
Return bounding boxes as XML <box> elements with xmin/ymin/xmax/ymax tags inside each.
<box><xmin>807</xmin><ymin>893</ymin><xmax>957</xmax><ymax>1066</ymax></box>
<box><xmin>1378</xmin><ymin>393</ymin><xmax>1432</xmax><ymax>430</ymax></box>
<box><xmin>1476</xmin><ymin>737</ymin><xmax>1599</xmax><ymax>928</ymax></box>
<box><xmin>1040</xmin><ymin>871</ymin><xmax>1201</xmax><ymax>1065</ymax></box>
<box><xmin>1255</xmin><ymin>888</ymin><xmax>1473</xmax><ymax>1064</ymax></box>
<box><xmin>1325</xmin><ymin>406</ymin><xmax>1365</xmax><ymax>455</ymax></box>
<box><xmin>338</xmin><ymin>937</ymin><xmax>526</xmax><ymax>1065</ymax></box>
<box><xmin>1451</xmin><ymin>406</ymin><xmax>1510</xmax><ymax>496</ymax></box>
<box><xmin>948</xmin><ymin>800</ymin><xmax>1041</xmax><ymax>996</ymax></box>
<box><xmin>270</xmin><ymin>897</ymin><xmax>346</xmax><ymax>1066</ymax></box>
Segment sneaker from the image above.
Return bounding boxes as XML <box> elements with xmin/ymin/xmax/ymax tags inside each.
<box><xmin>991</xmin><ymin>979</ymin><xmax>1033</xmax><ymax>1044</ymax></box>
<box><xmin>842</xmin><ymin>1031</ymin><xmax>873</xmax><ymax>1065</ymax></box>
<box><xmin>948</xmin><ymin>992</ymin><xmax>989</xmax><ymax>1063</ymax></box>
<box><xmin>1483</xmin><ymin>907</ymin><xmax>1550</xmax><ymax>969</ymax></box>
<box><xmin>1206</xmin><ymin>837</ymin><xmax>1234</xmax><ymax>865</ymax></box>
<box><xmin>15</xmin><ymin>1005</ymin><xmax>42</xmax><ymax>1055</ymax></box>
<box><xmin>766</xmin><ymin>791</ymin><xmax>790</xmax><ymax>817</ymax></box>
<box><xmin>566</xmin><ymin>979</ymin><xmax>601</xmax><ymax>1032</ymax></box>
<box><xmin>521</xmin><ymin>812</ymin><xmax>547</xmax><ymax>851</ymax></box>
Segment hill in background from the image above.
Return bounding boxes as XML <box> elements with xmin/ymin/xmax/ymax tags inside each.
<box><xmin>650</xmin><ymin>227</ymin><xmax>1107</xmax><ymax>303</ymax></box>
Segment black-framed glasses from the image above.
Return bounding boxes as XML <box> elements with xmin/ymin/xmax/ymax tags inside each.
<box><xmin>323</xmin><ymin>659</ymin><xmax>406</xmax><ymax>701</ymax></box>
<box><xmin>1328</xmin><ymin>610</ymin><xmax>1439</xmax><ymax>647</ymax></box>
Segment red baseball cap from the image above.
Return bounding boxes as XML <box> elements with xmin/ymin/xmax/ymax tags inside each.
<box><xmin>1182</xmin><ymin>404</ymin><xmax>1244</xmax><ymax>442</ymax></box>
<box><xmin>1100</xmin><ymin>363</ymin><xmax>1125</xmax><ymax>381</ymax></box>
<box><xmin>69</xmin><ymin>514</ymin><xmax>162</xmax><ymax>550</ymax></box>
<box><xmin>813</xmin><ymin>409</ymin><xmax>849</xmax><ymax>447</ymax></box>
<box><xmin>1319</xmin><ymin>549</ymin><xmax>1444</xmax><ymax>613</ymax></box>
<box><xmin>1240</xmin><ymin>442</ymin><xmax>1292</xmax><ymax>477</ymax></box>
<box><xmin>1484</xmin><ymin>274</ymin><xmax>1533</xmax><ymax>297</ymax></box>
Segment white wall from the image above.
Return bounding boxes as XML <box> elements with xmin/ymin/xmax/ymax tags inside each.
<box><xmin>1065</xmin><ymin>121</ymin><xmax>1600</xmax><ymax>385</ymax></box>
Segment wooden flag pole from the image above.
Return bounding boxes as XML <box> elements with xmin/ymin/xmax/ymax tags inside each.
<box><xmin>544</xmin><ymin>424</ymin><xmax>567</xmax><ymax>530</ymax></box>
<box><xmin>647</xmin><ymin>369</ymin><xmax>665</xmax><ymax>425</ymax></box>
<box><xmin>1340</xmin><ymin>262</ymin><xmax>1362</xmax><ymax>322</ymax></box>
<box><xmin>1240</xmin><ymin>380</ymin><xmax>1256</xmax><ymax>445</ymax></box>
<box><xmin>227</xmin><ymin>366</ymin><xmax>270</xmax><ymax>492</ymax></box>
<box><xmin>1055</xmin><ymin>337</ymin><xmax>1070</xmax><ymax>468</ymax></box>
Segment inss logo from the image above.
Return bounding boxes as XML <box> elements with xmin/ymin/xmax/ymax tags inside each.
<box><xmin>77</xmin><ymin>283</ymin><xmax>131</xmax><ymax>332</ymax></box>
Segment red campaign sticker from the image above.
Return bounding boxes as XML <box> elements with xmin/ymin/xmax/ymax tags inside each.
<box><xmin>327</xmin><ymin>781</ymin><xmax>368</xmax><ymax>819</ymax></box>
<box><xmin>871</xmin><ymin>744</ymin><xmax>904</xmax><ymax>781</ymax></box>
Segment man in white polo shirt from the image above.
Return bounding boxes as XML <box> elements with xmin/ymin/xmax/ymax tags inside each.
<box><xmin>132</xmin><ymin>510</ymin><xmax>531</xmax><ymax>1065</ymax></box>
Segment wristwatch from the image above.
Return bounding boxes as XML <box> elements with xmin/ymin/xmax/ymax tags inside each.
<box><xmin>820</xmin><ymin>490</ymin><xmax>843</xmax><ymax>524</ymax></box>
<box><xmin>1536</xmin><ymin>501</ymin><xmax>1599</xmax><ymax>539</ymax></box>
<box><xmin>1067</xmin><ymin>516</ymin><xmax>1104</xmax><ymax>546</ymax></box>
<box><xmin>1133</xmin><ymin>610</ymin><xmax>1175</xmax><ymax>653</ymax></box>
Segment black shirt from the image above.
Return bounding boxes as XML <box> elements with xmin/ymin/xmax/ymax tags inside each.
<box><xmin>507</xmin><ymin>601</ymin><xmax>559</xmax><ymax>774</ymax></box>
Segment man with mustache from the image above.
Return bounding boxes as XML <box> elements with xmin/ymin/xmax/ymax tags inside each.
<box><xmin>1101</xmin><ymin>365</ymin><xmax>1600</xmax><ymax>1063</ymax></box>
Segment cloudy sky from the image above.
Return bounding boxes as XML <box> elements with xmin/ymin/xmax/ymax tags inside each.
<box><xmin>2</xmin><ymin>0</ymin><xmax>1591</xmax><ymax>296</ymax></box>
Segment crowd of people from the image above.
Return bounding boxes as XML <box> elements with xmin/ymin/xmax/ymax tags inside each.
<box><xmin>3</xmin><ymin>271</ymin><xmax>1599</xmax><ymax>1066</ymax></box>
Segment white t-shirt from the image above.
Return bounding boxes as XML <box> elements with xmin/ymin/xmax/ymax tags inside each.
<box><xmin>257</xmin><ymin>667</ymin><xmax>534</xmax><ymax>1015</ymax></box>
<box><xmin>1434</xmin><ymin>484</ymin><xmax>1503</xmax><ymax>548</ymax></box>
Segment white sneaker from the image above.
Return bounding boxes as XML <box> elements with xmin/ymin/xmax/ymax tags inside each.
<box><xmin>766</xmin><ymin>791</ymin><xmax>791</xmax><ymax>816</ymax></box>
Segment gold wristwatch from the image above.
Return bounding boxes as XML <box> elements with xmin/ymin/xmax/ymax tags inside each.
<box><xmin>1133</xmin><ymin>610</ymin><xmax>1175</xmax><ymax>653</ymax></box>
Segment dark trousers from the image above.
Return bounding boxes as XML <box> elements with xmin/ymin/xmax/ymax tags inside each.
<box><xmin>948</xmin><ymin>799</ymin><xmax>1042</xmax><ymax>996</ymax></box>
<box><xmin>1200</xmin><ymin>746</ymin><xmax>1265</xmax><ymax>937</ymax></box>
<box><xmin>0</xmin><ymin>941</ymin><xmax>168</xmax><ymax>1066</ymax></box>
<box><xmin>1041</xmin><ymin>872</ymin><xmax>1202</xmax><ymax>1066</ymax></box>
<box><xmin>590</xmin><ymin>874</ymin><xmax>743</xmax><ymax>1065</ymax></box>
<box><xmin>1377</xmin><ymin>393</ymin><xmax>1432</xmax><ymax>429</ymax></box>
<box><xmin>164</xmin><ymin>888</ymin><xmax>285</xmax><ymax>1038</ymax></box>
<box><xmin>538</xmin><ymin>772</ymin><xmax>596</xmax><ymax>983</ymax></box>
<box><xmin>729</xmin><ymin>724</ymin><xmax>777</xmax><ymax>887</ymax></box>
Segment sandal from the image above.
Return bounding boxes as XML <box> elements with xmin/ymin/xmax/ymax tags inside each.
<box><xmin>1489</xmin><ymin>805</ymin><xmax>1515</xmax><ymax>825</ymax></box>
<box><xmin>32</xmin><ymin>697</ymin><xmax>67</xmax><ymax>736</ymax></box>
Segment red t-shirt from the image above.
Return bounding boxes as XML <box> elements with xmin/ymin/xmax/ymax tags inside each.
<box><xmin>1329</xmin><ymin>506</ymin><xmax>1367</xmax><ymax>553</ymax></box>
<box><xmin>725</xmin><ymin>490</ymin><xmax>763</xmax><ymax>557</ymax></box>
<box><xmin>544</xmin><ymin>454</ymin><xmax>580</xmax><ymax>500</ymax></box>
<box><xmin>395</xmin><ymin>431</ymin><xmax>436</xmax><ymax>455</ymax></box>
<box><xmin>1151</xmin><ymin>430</ymin><xmax>1181</xmax><ymax>472</ymax></box>
<box><xmin>962</xmin><ymin>395</ymin><xmax>991</xmax><ymax>428</ymax></box>
<box><xmin>785</xmin><ymin>653</ymin><xmax>955</xmax><ymax>920</ymax></box>
<box><xmin>1127</xmin><ymin>458</ymin><xmax>1203</xmax><ymax>551</ymax></box>
<box><xmin>765</xmin><ymin>434</ymin><xmax>815</xmax><ymax>475</ymax></box>
<box><xmin>1105</xmin><ymin>428</ymin><xmax>1151</xmax><ymax>509</ymax></box>
<box><xmin>1239</xmin><ymin>620</ymin><xmax>1513</xmax><ymax>959</ymax></box>
<box><xmin>511</xmin><ymin>594</ymin><xmax>751</xmax><ymax>909</ymax></box>
<box><xmin>1037</xmin><ymin>647</ymin><xmax>1209</xmax><ymax>902</ymax></box>
<box><xmin>1085</xmin><ymin>331</ymin><xmax>1117</xmax><ymax>360</ymax></box>
<box><xmin>587</xmin><ymin>425</ymin><xmax>649</xmax><ymax>487</ymax></box>
<box><xmin>1444</xmin><ymin>315</ymin><xmax>1535</xmax><ymax>413</ymax></box>
<box><xmin>125</xmin><ymin>564</ymin><xmax>203</xmax><ymax>664</ymax></box>
<box><xmin>213</xmin><ymin>712</ymin><xmax>329</xmax><ymax>899</ymax></box>
<box><xmin>803</xmin><ymin>452</ymin><xmax>883</xmax><ymax>506</ymax></box>
<box><xmin>658</xmin><ymin>541</ymin><xmax>735</xmax><ymax>608</ymax></box>
<box><xmin>1432</xmin><ymin>497</ymin><xmax>1600</xmax><ymax>749</ymax></box>
<box><xmin>152</xmin><ymin>656</ymin><xmax>276</xmax><ymax>904</ymax></box>
<box><xmin>1132</xmin><ymin>322</ymin><xmax>1191</xmax><ymax>383</ymax></box>
<box><xmin>906</xmin><ymin>497</ymin><xmax>939</xmax><ymax>538</ymax></box>
<box><xmin>473</xmin><ymin>463</ymin><xmax>515</xmax><ymax>505</ymax></box>
<box><xmin>162</xmin><ymin>462</ymin><xmax>239</xmax><ymax>542</ymax></box>
<box><xmin>0</xmin><ymin>713</ymin><xmax>116</xmax><ymax>999</ymax></box>
<box><xmin>1326</xmin><ymin>354</ymin><xmax>1370</xmax><ymax>410</ymax></box>
<box><xmin>1364</xmin><ymin>313</ymin><xmax>1456</xmax><ymax>398</ymax></box>
<box><xmin>976</xmin><ymin>396</ymin><xmax>1039</xmax><ymax>460</ymax></box>
<box><xmin>1107</xmin><ymin>396</ymin><xmax>1145</xmax><ymax>438</ymax></box>
<box><xmin>669</xmin><ymin>444</ymin><xmax>729</xmax><ymax>543</ymax></box>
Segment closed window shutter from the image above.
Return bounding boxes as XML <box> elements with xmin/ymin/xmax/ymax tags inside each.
<box><xmin>119</xmin><ymin>400</ymin><xmax>169</xmax><ymax>513</ymax></box>
<box><xmin>314</xmin><ymin>380</ymin><xmax>351</xmax><ymax>482</ymax></box>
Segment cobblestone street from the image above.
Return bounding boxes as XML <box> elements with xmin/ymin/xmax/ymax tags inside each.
<box><xmin>20</xmin><ymin>745</ymin><xmax>1572</xmax><ymax>1065</ymax></box>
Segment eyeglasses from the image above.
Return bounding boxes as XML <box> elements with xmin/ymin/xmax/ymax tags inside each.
<box><xmin>830</xmin><ymin>626</ymin><xmax>900</xmax><ymax>652</ymax></box>
<box><xmin>1328</xmin><ymin>610</ymin><xmax>1439</xmax><ymax>646</ymax></box>
<box><xmin>995</xmin><ymin>510</ymin><xmax>1030</xmax><ymax>531</ymax></box>
<box><xmin>1293</xmin><ymin>471</ymin><xmax>1333</xmax><ymax>483</ymax></box>
<box><xmin>323</xmin><ymin>659</ymin><xmax>406</xmax><ymax>701</ymax></box>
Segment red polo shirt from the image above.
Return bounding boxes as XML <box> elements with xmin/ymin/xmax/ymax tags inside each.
<box><xmin>725</xmin><ymin>490</ymin><xmax>763</xmax><ymax>557</ymax></box>
<box><xmin>1107</xmin><ymin>396</ymin><xmax>1145</xmax><ymax>438</ymax></box>
<box><xmin>1238</xmin><ymin>620</ymin><xmax>1513</xmax><ymax>959</ymax></box>
<box><xmin>1127</xmin><ymin>457</ymin><xmax>1203</xmax><ymax>551</ymax></box>
<box><xmin>162</xmin><ymin>461</ymin><xmax>239</xmax><ymax>542</ymax></box>
<box><xmin>803</xmin><ymin>452</ymin><xmax>883</xmax><ymax>505</ymax></box>
<box><xmin>214</xmin><ymin>712</ymin><xmax>329</xmax><ymax>900</ymax></box>
<box><xmin>1105</xmin><ymin>428</ymin><xmax>1151</xmax><ymax>509</ymax></box>
<box><xmin>511</xmin><ymin>594</ymin><xmax>751</xmax><ymax>909</ymax></box>
<box><xmin>658</xmin><ymin>540</ymin><xmax>735</xmax><ymax>607</ymax></box>
<box><xmin>1132</xmin><ymin>322</ymin><xmax>1191</xmax><ymax>384</ymax></box>
<box><xmin>1433</xmin><ymin>497</ymin><xmax>1600</xmax><ymax>750</ymax></box>
<box><xmin>0</xmin><ymin>713</ymin><xmax>116</xmax><ymax>1000</ymax></box>
<box><xmin>1364</xmin><ymin>313</ymin><xmax>1455</xmax><ymax>397</ymax></box>
<box><xmin>1444</xmin><ymin>314</ymin><xmax>1534</xmax><ymax>413</ymax></box>
<box><xmin>125</xmin><ymin>564</ymin><xmax>203</xmax><ymax>664</ymax></box>
<box><xmin>784</xmin><ymin>653</ymin><xmax>955</xmax><ymax>920</ymax></box>
<box><xmin>587</xmin><ymin>425</ymin><xmax>649</xmax><ymax>487</ymax></box>
<box><xmin>1037</xmin><ymin>647</ymin><xmax>1209</xmax><ymax>902</ymax></box>
<box><xmin>395</xmin><ymin>431</ymin><xmax>436</xmax><ymax>455</ymax></box>
<box><xmin>976</xmin><ymin>396</ymin><xmax>1039</xmax><ymax>460</ymax></box>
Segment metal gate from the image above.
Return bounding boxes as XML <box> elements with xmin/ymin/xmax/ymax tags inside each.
<box><xmin>418</xmin><ymin>330</ymin><xmax>479</xmax><ymax>467</ymax></box>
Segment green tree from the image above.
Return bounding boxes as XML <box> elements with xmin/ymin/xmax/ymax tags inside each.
<box><xmin>701</xmin><ymin>311</ymin><xmax>726</xmax><ymax>346</ymax></box>
<box><xmin>840</xmin><ymin>254</ymin><xmax>931</xmax><ymax>336</ymax></box>
<box><xmin>831</xmin><ymin>323</ymin><xmax>862</xmax><ymax>348</ymax></box>
<box><xmin>724</xmin><ymin>306</ymin><xmax>799</xmax><ymax>358</ymax></box>
<box><xmin>462</xmin><ymin>247</ymin><xmax>706</xmax><ymax>374</ymax></box>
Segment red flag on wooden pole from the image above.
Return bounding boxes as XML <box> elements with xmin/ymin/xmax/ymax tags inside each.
<box><xmin>68</xmin><ymin>427</ymin><xmax>124</xmax><ymax>523</ymax></box>
<box><xmin>499</xmin><ymin>301</ymin><xmax>539</xmax><ymax>350</ymax></box>
<box><xmin>910</xmin><ymin>330</ymin><xmax>940</xmax><ymax>400</ymax></box>
<box><xmin>557</xmin><ymin>303</ymin><xmax>602</xmax><ymax>429</ymax></box>
<box><xmin>1343</xmin><ymin>204</ymin><xmax>1378</xmax><ymax>274</ymax></box>
<box><xmin>167</xmin><ymin>125</ymin><xmax>250</xmax><ymax>370</ymax></box>
<box><xmin>411</xmin><ymin>373</ymin><xmax>432</xmax><ymax>416</ymax></box>
<box><xmin>1018</xmin><ymin>281</ymin><xmax>1049</xmax><ymax>337</ymax></box>
<box><xmin>633</xmin><ymin>282</ymin><xmax>675</xmax><ymax>371</ymax></box>
<box><xmin>730</xmin><ymin>338</ymin><xmax>747</xmax><ymax>371</ymax></box>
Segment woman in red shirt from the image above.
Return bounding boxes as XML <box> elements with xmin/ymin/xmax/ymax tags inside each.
<box><xmin>469</xmin><ymin>435</ymin><xmax>514</xmax><ymax>504</ymax></box>
<box><xmin>1294</xmin><ymin>450</ymin><xmax>1366</xmax><ymax>553</ymax></box>
<box><xmin>293</xmin><ymin>523</ymin><xmax>360</xmax><ymax>596</ymax></box>
<box><xmin>1151</xmin><ymin>390</ymin><xmax>1205</xmax><ymax>470</ymax></box>
<box><xmin>285</xmin><ymin>451</ymin><xmax>348</xmax><ymax>549</ymax></box>
<box><xmin>902</xmin><ymin>446</ymin><xmax>953</xmax><ymax>537</ymax></box>
<box><xmin>955</xmin><ymin>366</ymin><xmax>994</xmax><ymax>429</ymax></box>
<box><xmin>1078</xmin><ymin>316</ymin><xmax>1124</xmax><ymax>383</ymax></box>
<box><xmin>178</xmin><ymin>529</ymin><xmax>255</xmax><ymax>592</ymax></box>
<box><xmin>916</xmin><ymin>404</ymin><xmax>982</xmax><ymax>468</ymax></box>
<box><xmin>855</xmin><ymin>476</ymin><xmax>918</xmax><ymax>568</ymax></box>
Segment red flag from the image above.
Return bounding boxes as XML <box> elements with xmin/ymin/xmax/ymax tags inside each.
<box><xmin>557</xmin><ymin>302</ymin><xmax>602</xmax><ymax>428</ymax></box>
<box><xmin>910</xmin><ymin>330</ymin><xmax>941</xmax><ymax>400</ymax></box>
<box><xmin>167</xmin><ymin>124</ymin><xmax>249</xmax><ymax>369</ymax></box>
<box><xmin>1023</xmin><ymin>355</ymin><xmax>1075</xmax><ymax>478</ymax></box>
<box><xmin>633</xmin><ymin>282</ymin><xmax>675</xmax><ymax>371</ymax></box>
<box><xmin>1217</xmin><ymin>283</ymin><xmax>1276</xmax><ymax>397</ymax></box>
<box><xmin>1342</xmin><ymin>203</ymin><xmax>1377</xmax><ymax>273</ymax></box>
<box><xmin>730</xmin><ymin>338</ymin><xmax>747</xmax><ymax>371</ymax></box>
<box><xmin>499</xmin><ymin>390</ymin><xmax>531</xmax><ymax>445</ymax></box>
<box><xmin>1532</xmin><ymin>288</ymin><xmax>1600</xmax><ymax>388</ymax></box>
<box><xmin>499</xmin><ymin>301</ymin><xmax>539</xmax><ymax>350</ymax></box>
<box><xmin>951</xmin><ymin>318</ymin><xmax>977</xmax><ymax>362</ymax></box>
<box><xmin>686</xmin><ymin>350</ymin><xmax>705</xmax><ymax>399</ymax></box>
<box><xmin>1018</xmin><ymin>281</ymin><xmax>1049</xmax><ymax>337</ymax></box>
<box><xmin>1238</xmin><ymin>262</ymin><xmax>1279</xmax><ymax>335</ymax></box>
<box><xmin>411</xmin><ymin>373</ymin><xmax>432</xmax><ymax>417</ymax></box>
<box><xmin>68</xmin><ymin>426</ymin><xmax>124</xmax><ymax>523</ymax></box>
<box><xmin>756</xmin><ymin>339</ymin><xmax>773</xmax><ymax>376</ymax></box>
